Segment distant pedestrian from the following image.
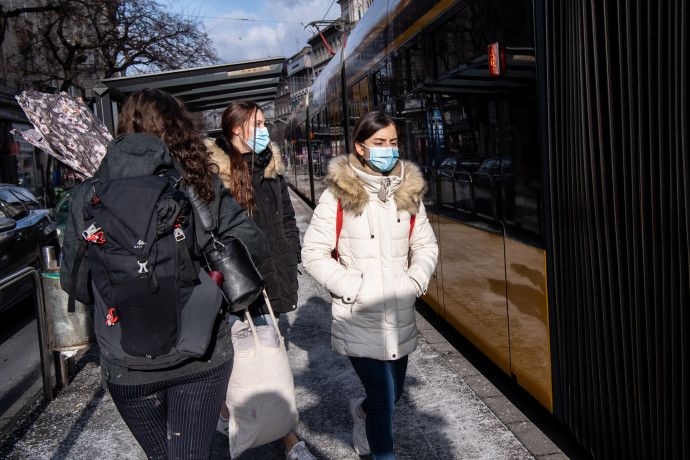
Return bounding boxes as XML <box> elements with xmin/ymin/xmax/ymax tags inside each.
<box><xmin>208</xmin><ymin>101</ymin><xmax>315</xmax><ymax>460</ymax></box>
<box><xmin>60</xmin><ymin>89</ymin><xmax>264</xmax><ymax>459</ymax></box>
<box><xmin>301</xmin><ymin>111</ymin><xmax>439</xmax><ymax>459</ymax></box>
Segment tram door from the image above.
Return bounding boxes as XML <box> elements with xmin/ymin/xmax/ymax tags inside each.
<box><xmin>492</xmin><ymin>0</ymin><xmax>551</xmax><ymax>409</ymax></box>
<box><xmin>430</xmin><ymin>88</ymin><xmax>512</xmax><ymax>375</ymax></box>
<box><xmin>415</xmin><ymin>0</ymin><xmax>551</xmax><ymax>407</ymax></box>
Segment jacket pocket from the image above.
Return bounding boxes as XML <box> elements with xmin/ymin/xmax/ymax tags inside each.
<box><xmin>397</xmin><ymin>269</ymin><xmax>418</xmax><ymax>307</ymax></box>
<box><xmin>336</xmin><ymin>268</ymin><xmax>363</xmax><ymax>304</ymax></box>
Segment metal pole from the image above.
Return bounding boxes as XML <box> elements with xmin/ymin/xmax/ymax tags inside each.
<box><xmin>0</xmin><ymin>267</ymin><xmax>53</xmax><ymax>401</ymax></box>
<box><xmin>53</xmin><ymin>351</ymin><xmax>69</xmax><ymax>389</ymax></box>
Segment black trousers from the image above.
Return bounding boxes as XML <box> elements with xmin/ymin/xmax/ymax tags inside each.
<box><xmin>107</xmin><ymin>360</ymin><xmax>232</xmax><ymax>460</ymax></box>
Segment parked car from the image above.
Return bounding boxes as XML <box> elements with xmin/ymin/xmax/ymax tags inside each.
<box><xmin>51</xmin><ymin>188</ymin><xmax>73</xmax><ymax>247</ymax></box>
<box><xmin>0</xmin><ymin>184</ymin><xmax>60</xmax><ymax>312</ymax></box>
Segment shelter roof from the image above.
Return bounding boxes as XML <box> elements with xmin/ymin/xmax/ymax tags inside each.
<box><xmin>94</xmin><ymin>57</ymin><xmax>285</xmax><ymax>112</ymax></box>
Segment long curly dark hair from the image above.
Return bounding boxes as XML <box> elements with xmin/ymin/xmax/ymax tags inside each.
<box><xmin>220</xmin><ymin>100</ymin><xmax>264</xmax><ymax>211</ymax></box>
<box><xmin>116</xmin><ymin>88</ymin><xmax>215</xmax><ymax>201</ymax></box>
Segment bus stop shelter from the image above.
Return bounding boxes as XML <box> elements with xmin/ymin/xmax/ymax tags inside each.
<box><xmin>93</xmin><ymin>57</ymin><xmax>285</xmax><ymax>134</ymax></box>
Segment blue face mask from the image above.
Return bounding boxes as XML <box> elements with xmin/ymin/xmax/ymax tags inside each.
<box><xmin>362</xmin><ymin>144</ymin><xmax>399</xmax><ymax>172</ymax></box>
<box><xmin>241</xmin><ymin>126</ymin><xmax>270</xmax><ymax>153</ymax></box>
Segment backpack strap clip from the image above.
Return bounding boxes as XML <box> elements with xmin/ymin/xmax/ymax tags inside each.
<box><xmin>173</xmin><ymin>227</ymin><xmax>186</xmax><ymax>242</ymax></box>
<box><xmin>82</xmin><ymin>223</ymin><xmax>106</xmax><ymax>244</ymax></box>
<box><xmin>82</xmin><ymin>222</ymin><xmax>100</xmax><ymax>239</ymax></box>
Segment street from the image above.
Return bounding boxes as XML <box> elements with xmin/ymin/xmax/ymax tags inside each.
<box><xmin>0</xmin><ymin>299</ymin><xmax>44</xmax><ymax>430</ymax></box>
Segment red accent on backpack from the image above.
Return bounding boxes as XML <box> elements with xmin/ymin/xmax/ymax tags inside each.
<box><xmin>106</xmin><ymin>308</ymin><xmax>118</xmax><ymax>326</ymax></box>
<box><xmin>331</xmin><ymin>200</ymin><xmax>343</xmax><ymax>260</ymax></box>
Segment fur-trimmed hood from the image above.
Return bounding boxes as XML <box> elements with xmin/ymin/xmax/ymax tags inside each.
<box><xmin>325</xmin><ymin>154</ymin><xmax>427</xmax><ymax>216</ymax></box>
<box><xmin>204</xmin><ymin>138</ymin><xmax>233</xmax><ymax>190</ymax></box>
<box><xmin>204</xmin><ymin>138</ymin><xmax>284</xmax><ymax>190</ymax></box>
<box><xmin>260</xmin><ymin>143</ymin><xmax>285</xmax><ymax>179</ymax></box>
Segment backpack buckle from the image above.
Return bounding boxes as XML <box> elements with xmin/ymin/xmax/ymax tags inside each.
<box><xmin>82</xmin><ymin>222</ymin><xmax>101</xmax><ymax>240</ymax></box>
<box><xmin>137</xmin><ymin>259</ymin><xmax>149</xmax><ymax>275</ymax></box>
<box><xmin>83</xmin><ymin>223</ymin><xmax>106</xmax><ymax>244</ymax></box>
<box><xmin>174</xmin><ymin>227</ymin><xmax>185</xmax><ymax>242</ymax></box>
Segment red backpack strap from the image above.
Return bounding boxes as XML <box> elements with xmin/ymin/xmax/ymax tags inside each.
<box><xmin>332</xmin><ymin>199</ymin><xmax>343</xmax><ymax>260</ymax></box>
<box><xmin>409</xmin><ymin>214</ymin><xmax>416</xmax><ymax>240</ymax></box>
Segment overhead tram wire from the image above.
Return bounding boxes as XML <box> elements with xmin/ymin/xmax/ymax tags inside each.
<box><xmin>200</xmin><ymin>17</ymin><xmax>303</xmax><ymax>24</ymax></box>
<box><xmin>320</xmin><ymin>0</ymin><xmax>337</xmax><ymax>22</ymax></box>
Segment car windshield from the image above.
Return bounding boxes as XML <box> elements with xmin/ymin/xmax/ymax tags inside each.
<box><xmin>53</xmin><ymin>191</ymin><xmax>72</xmax><ymax>214</ymax></box>
<box><xmin>12</xmin><ymin>187</ymin><xmax>41</xmax><ymax>211</ymax></box>
<box><xmin>0</xmin><ymin>189</ymin><xmax>29</xmax><ymax>220</ymax></box>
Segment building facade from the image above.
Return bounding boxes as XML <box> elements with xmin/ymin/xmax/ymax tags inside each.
<box><xmin>307</xmin><ymin>22</ymin><xmax>345</xmax><ymax>78</ymax></box>
<box><xmin>337</xmin><ymin>0</ymin><xmax>372</xmax><ymax>24</ymax></box>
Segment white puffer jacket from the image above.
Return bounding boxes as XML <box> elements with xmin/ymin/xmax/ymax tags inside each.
<box><xmin>302</xmin><ymin>155</ymin><xmax>438</xmax><ymax>361</ymax></box>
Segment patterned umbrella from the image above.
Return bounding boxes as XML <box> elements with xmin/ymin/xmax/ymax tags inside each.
<box><xmin>11</xmin><ymin>91</ymin><xmax>112</xmax><ymax>179</ymax></box>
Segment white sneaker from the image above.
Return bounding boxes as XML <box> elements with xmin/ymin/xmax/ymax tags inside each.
<box><xmin>285</xmin><ymin>440</ymin><xmax>317</xmax><ymax>460</ymax></box>
<box><xmin>216</xmin><ymin>414</ymin><xmax>229</xmax><ymax>437</ymax></box>
<box><xmin>349</xmin><ymin>397</ymin><xmax>370</xmax><ymax>456</ymax></box>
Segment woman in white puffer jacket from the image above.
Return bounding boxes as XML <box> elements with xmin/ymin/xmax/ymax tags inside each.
<box><xmin>301</xmin><ymin>111</ymin><xmax>438</xmax><ymax>460</ymax></box>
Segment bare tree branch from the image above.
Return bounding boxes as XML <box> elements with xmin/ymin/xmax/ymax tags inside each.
<box><xmin>3</xmin><ymin>0</ymin><xmax>219</xmax><ymax>97</ymax></box>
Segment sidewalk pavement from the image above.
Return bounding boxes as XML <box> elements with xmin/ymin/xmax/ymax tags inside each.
<box><xmin>0</xmin><ymin>190</ymin><xmax>573</xmax><ymax>460</ymax></box>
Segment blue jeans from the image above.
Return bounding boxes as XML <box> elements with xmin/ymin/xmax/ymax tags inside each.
<box><xmin>349</xmin><ymin>355</ymin><xmax>409</xmax><ymax>460</ymax></box>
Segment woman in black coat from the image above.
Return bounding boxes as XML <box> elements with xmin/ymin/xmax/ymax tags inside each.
<box><xmin>208</xmin><ymin>101</ymin><xmax>314</xmax><ymax>460</ymax></box>
<box><xmin>60</xmin><ymin>89</ymin><xmax>264</xmax><ymax>459</ymax></box>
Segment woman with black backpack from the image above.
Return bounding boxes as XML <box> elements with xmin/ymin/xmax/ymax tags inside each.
<box><xmin>60</xmin><ymin>89</ymin><xmax>264</xmax><ymax>459</ymax></box>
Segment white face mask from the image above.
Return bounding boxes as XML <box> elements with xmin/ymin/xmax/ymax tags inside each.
<box><xmin>361</xmin><ymin>144</ymin><xmax>399</xmax><ymax>172</ymax></box>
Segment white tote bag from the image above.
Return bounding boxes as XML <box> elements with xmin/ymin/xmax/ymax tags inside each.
<box><xmin>226</xmin><ymin>290</ymin><xmax>298</xmax><ymax>458</ymax></box>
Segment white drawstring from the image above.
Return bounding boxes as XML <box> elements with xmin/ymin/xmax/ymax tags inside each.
<box><xmin>365</xmin><ymin>203</ymin><xmax>375</xmax><ymax>239</ymax></box>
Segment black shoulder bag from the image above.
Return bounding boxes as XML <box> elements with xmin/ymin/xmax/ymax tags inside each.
<box><xmin>177</xmin><ymin>161</ymin><xmax>264</xmax><ymax>312</ymax></box>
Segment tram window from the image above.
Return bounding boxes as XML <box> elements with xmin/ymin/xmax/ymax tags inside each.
<box><xmin>353</xmin><ymin>82</ymin><xmax>362</xmax><ymax>119</ymax></box>
<box><xmin>358</xmin><ymin>78</ymin><xmax>370</xmax><ymax>115</ymax></box>
<box><xmin>409</xmin><ymin>44</ymin><xmax>424</xmax><ymax>89</ymax></box>
<box><xmin>395</xmin><ymin>95</ymin><xmax>427</xmax><ymax>166</ymax></box>
<box><xmin>372</xmin><ymin>59</ymin><xmax>391</xmax><ymax>106</ymax></box>
<box><xmin>346</xmin><ymin>86</ymin><xmax>355</xmax><ymax>128</ymax></box>
<box><xmin>493</xmin><ymin>0</ymin><xmax>534</xmax><ymax>48</ymax></box>
<box><xmin>393</xmin><ymin>52</ymin><xmax>409</xmax><ymax>95</ymax></box>
<box><xmin>433</xmin><ymin>1</ymin><xmax>490</xmax><ymax>78</ymax></box>
<box><xmin>435</xmin><ymin>17</ymin><xmax>459</xmax><ymax>75</ymax></box>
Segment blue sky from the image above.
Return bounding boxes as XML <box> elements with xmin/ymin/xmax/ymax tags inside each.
<box><xmin>164</xmin><ymin>0</ymin><xmax>341</xmax><ymax>63</ymax></box>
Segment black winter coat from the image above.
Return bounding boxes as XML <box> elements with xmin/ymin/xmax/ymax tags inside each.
<box><xmin>60</xmin><ymin>133</ymin><xmax>265</xmax><ymax>385</ymax></box>
<box><xmin>207</xmin><ymin>141</ymin><xmax>301</xmax><ymax>315</ymax></box>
